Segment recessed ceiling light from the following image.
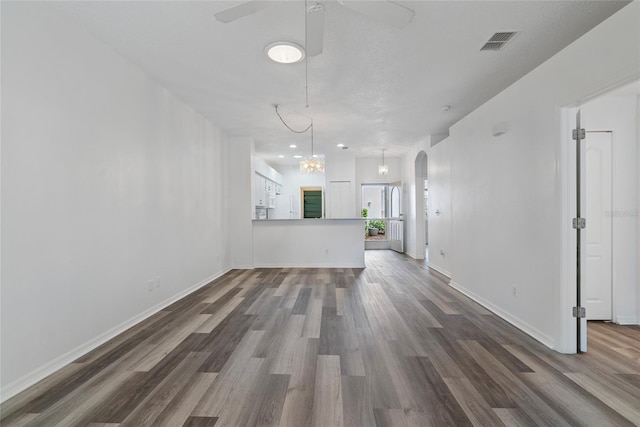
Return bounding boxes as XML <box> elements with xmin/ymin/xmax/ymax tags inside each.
<box><xmin>289</xmin><ymin>144</ymin><xmax>297</xmax><ymax>148</ymax></box>
<box><xmin>336</xmin><ymin>143</ymin><xmax>345</xmax><ymax>148</ymax></box>
<box><xmin>278</xmin><ymin>155</ymin><xmax>285</xmax><ymax>158</ymax></box>
<box><xmin>266</xmin><ymin>42</ymin><xmax>305</xmax><ymax>64</ymax></box>
<box><xmin>293</xmin><ymin>155</ymin><xmax>303</xmax><ymax>159</ymax></box>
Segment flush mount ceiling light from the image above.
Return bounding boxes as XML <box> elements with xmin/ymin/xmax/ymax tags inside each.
<box><xmin>289</xmin><ymin>144</ymin><xmax>297</xmax><ymax>148</ymax></box>
<box><xmin>265</xmin><ymin>42</ymin><xmax>305</xmax><ymax>64</ymax></box>
<box><xmin>379</xmin><ymin>149</ymin><xmax>388</xmax><ymax>175</ymax></box>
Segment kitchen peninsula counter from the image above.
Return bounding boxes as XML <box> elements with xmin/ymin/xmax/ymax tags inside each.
<box><xmin>252</xmin><ymin>218</ymin><xmax>365</xmax><ymax>268</ymax></box>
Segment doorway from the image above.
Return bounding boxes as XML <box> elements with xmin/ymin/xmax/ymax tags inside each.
<box><xmin>562</xmin><ymin>78</ymin><xmax>639</xmax><ymax>354</ymax></box>
<box><xmin>585</xmin><ymin>131</ymin><xmax>613</xmax><ymax>320</ymax></box>
<box><xmin>301</xmin><ymin>187</ymin><xmax>323</xmax><ymax>218</ymax></box>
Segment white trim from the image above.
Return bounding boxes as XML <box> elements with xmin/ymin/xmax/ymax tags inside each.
<box><xmin>232</xmin><ymin>264</ymin><xmax>256</xmax><ymax>270</ymax></box>
<box><xmin>427</xmin><ymin>262</ymin><xmax>451</xmax><ymax>279</ymax></box>
<box><xmin>558</xmin><ymin>106</ymin><xmax>578</xmax><ymax>354</ymax></box>
<box><xmin>405</xmin><ymin>249</ymin><xmax>418</xmax><ymax>259</ymax></box>
<box><xmin>449</xmin><ymin>280</ymin><xmax>555</xmax><ymax>349</ymax></box>
<box><xmin>615</xmin><ymin>316</ymin><xmax>639</xmax><ymax>325</ymax></box>
<box><xmin>0</xmin><ymin>268</ymin><xmax>231</xmax><ymax>403</ymax></box>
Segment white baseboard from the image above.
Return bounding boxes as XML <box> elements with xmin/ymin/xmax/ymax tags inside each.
<box><xmin>449</xmin><ymin>280</ymin><xmax>555</xmax><ymax>349</ymax></box>
<box><xmin>405</xmin><ymin>250</ymin><xmax>416</xmax><ymax>259</ymax></box>
<box><xmin>427</xmin><ymin>263</ymin><xmax>451</xmax><ymax>279</ymax></box>
<box><xmin>0</xmin><ymin>267</ymin><xmax>231</xmax><ymax>403</ymax></box>
<box><xmin>615</xmin><ymin>316</ymin><xmax>639</xmax><ymax>325</ymax></box>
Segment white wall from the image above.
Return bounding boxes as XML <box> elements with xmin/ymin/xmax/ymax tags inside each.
<box><xmin>228</xmin><ymin>137</ymin><xmax>255</xmax><ymax>268</ymax></box>
<box><xmin>399</xmin><ymin>141</ymin><xmax>431</xmax><ymax>259</ymax></box>
<box><xmin>637</xmin><ymin>94</ymin><xmax>640</xmax><ymax>323</ymax></box>
<box><xmin>428</xmin><ymin>140</ymin><xmax>452</xmax><ymax>276</ymax></box>
<box><xmin>1</xmin><ymin>3</ymin><xmax>229</xmax><ymax>398</ymax></box>
<box><xmin>581</xmin><ymin>94</ymin><xmax>639</xmax><ymax>324</ymax></box>
<box><xmin>422</xmin><ymin>2</ymin><xmax>639</xmax><ymax>351</ymax></box>
<box><xmin>325</xmin><ymin>151</ymin><xmax>357</xmax><ymax>218</ymax></box>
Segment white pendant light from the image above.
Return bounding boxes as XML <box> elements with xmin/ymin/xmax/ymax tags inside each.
<box><xmin>379</xmin><ymin>149</ymin><xmax>388</xmax><ymax>175</ymax></box>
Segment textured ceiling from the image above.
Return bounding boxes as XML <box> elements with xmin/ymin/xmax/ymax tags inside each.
<box><xmin>53</xmin><ymin>1</ymin><xmax>629</xmax><ymax>166</ymax></box>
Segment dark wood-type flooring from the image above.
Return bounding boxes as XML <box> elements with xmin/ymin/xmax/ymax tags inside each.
<box><xmin>2</xmin><ymin>250</ymin><xmax>639</xmax><ymax>426</ymax></box>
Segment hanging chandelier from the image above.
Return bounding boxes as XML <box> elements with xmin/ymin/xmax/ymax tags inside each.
<box><xmin>379</xmin><ymin>149</ymin><xmax>388</xmax><ymax>175</ymax></box>
<box><xmin>300</xmin><ymin>123</ymin><xmax>324</xmax><ymax>173</ymax></box>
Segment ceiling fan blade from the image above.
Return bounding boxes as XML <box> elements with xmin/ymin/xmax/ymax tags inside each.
<box><xmin>342</xmin><ymin>0</ymin><xmax>414</xmax><ymax>28</ymax></box>
<box><xmin>306</xmin><ymin>3</ymin><xmax>325</xmax><ymax>57</ymax></box>
<box><xmin>214</xmin><ymin>1</ymin><xmax>271</xmax><ymax>23</ymax></box>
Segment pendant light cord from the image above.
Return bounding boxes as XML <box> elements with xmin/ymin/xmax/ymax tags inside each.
<box><xmin>311</xmin><ymin>122</ymin><xmax>314</xmax><ymax>156</ymax></box>
<box><xmin>305</xmin><ymin>0</ymin><xmax>309</xmax><ymax>108</ymax></box>
<box><xmin>274</xmin><ymin>104</ymin><xmax>312</xmax><ymax>134</ymax></box>
<box><xmin>273</xmin><ymin>1</ymin><xmax>312</xmax><ymax>136</ymax></box>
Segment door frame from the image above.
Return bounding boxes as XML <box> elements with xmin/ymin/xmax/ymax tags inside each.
<box><xmin>300</xmin><ymin>187</ymin><xmax>324</xmax><ymax>219</ymax></box>
<box><xmin>414</xmin><ymin>151</ymin><xmax>428</xmax><ymax>260</ymax></box>
<box><xmin>558</xmin><ymin>77</ymin><xmax>635</xmax><ymax>353</ymax></box>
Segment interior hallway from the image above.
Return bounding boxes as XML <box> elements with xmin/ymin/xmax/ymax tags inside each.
<box><xmin>1</xmin><ymin>250</ymin><xmax>638</xmax><ymax>426</ymax></box>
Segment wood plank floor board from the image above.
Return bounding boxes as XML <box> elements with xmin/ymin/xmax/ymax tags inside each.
<box><xmin>443</xmin><ymin>377</ymin><xmax>506</xmax><ymax>426</ymax></box>
<box><xmin>506</xmin><ymin>344</ymin><xmax>637</xmax><ymax>427</ymax></box>
<box><xmin>251</xmin><ymin>374</ymin><xmax>290</xmax><ymax>427</ymax></box>
<box><xmin>617</xmin><ymin>373</ymin><xmax>640</xmax><ymax>390</ymax></box>
<box><xmin>493</xmin><ymin>408</ymin><xmax>538</xmax><ymax>427</ymax></box>
<box><xmin>291</xmin><ymin>287</ymin><xmax>312</xmax><ymax>315</ymax></box>
<box><xmin>152</xmin><ymin>372</ymin><xmax>218</xmax><ymax>427</ymax></box>
<box><xmin>355</xmin><ymin>327</ymin><xmax>403</xmax><ymax>410</ymax></box>
<box><xmin>399</xmin><ymin>355</ymin><xmax>473</xmax><ymax>426</ymax></box>
<box><xmin>119</xmin><ymin>351</ymin><xmax>210</xmax><ymax>426</ymax></box>
<box><xmin>200</xmin><ymin>287</ymin><xmax>243</xmax><ymax>314</ymax></box>
<box><xmin>340</xmin><ymin>375</ymin><xmax>375</xmax><ymax>427</ymax></box>
<box><xmin>311</xmin><ymin>355</ymin><xmax>343</xmax><ymax>427</ymax></box>
<box><xmin>564</xmin><ymin>371</ymin><xmax>640</xmax><ymax>424</ymax></box>
<box><xmin>183</xmin><ymin>416</ymin><xmax>219</xmax><ymax>427</ymax></box>
<box><xmin>457</xmin><ymin>340</ymin><xmax>573</xmax><ymax>426</ymax></box>
<box><xmin>3</xmin><ymin>251</ymin><xmax>639</xmax><ymax>426</ymax></box>
<box><xmin>431</xmin><ymin>329</ymin><xmax>518</xmax><ymax>409</ymax></box>
<box><xmin>278</xmin><ymin>338</ymin><xmax>319</xmax><ymax>426</ymax></box>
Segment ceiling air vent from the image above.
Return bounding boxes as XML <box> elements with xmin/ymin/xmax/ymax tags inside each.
<box><xmin>481</xmin><ymin>31</ymin><xmax>518</xmax><ymax>51</ymax></box>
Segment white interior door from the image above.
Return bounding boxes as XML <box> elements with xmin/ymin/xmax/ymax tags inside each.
<box><xmin>389</xmin><ymin>181</ymin><xmax>403</xmax><ymax>253</ymax></box>
<box><xmin>328</xmin><ymin>181</ymin><xmax>351</xmax><ymax>218</ymax></box>
<box><xmin>585</xmin><ymin>131</ymin><xmax>613</xmax><ymax>320</ymax></box>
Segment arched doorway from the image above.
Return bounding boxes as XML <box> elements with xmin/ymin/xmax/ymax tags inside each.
<box><xmin>415</xmin><ymin>151</ymin><xmax>428</xmax><ymax>260</ymax></box>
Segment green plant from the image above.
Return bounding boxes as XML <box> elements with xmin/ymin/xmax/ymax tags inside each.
<box><xmin>361</xmin><ymin>208</ymin><xmax>368</xmax><ymax>218</ymax></box>
<box><xmin>368</xmin><ymin>220</ymin><xmax>386</xmax><ymax>232</ymax></box>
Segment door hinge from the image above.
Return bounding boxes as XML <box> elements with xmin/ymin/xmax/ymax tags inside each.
<box><xmin>572</xmin><ymin>218</ymin><xmax>586</xmax><ymax>229</ymax></box>
<box><xmin>572</xmin><ymin>128</ymin><xmax>585</xmax><ymax>140</ymax></box>
<box><xmin>573</xmin><ymin>306</ymin><xmax>586</xmax><ymax>318</ymax></box>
